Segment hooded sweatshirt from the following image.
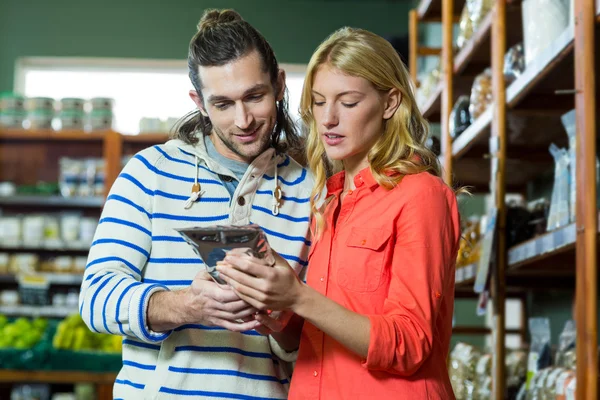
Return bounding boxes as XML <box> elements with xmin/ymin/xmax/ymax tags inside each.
<box><xmin>79</xmin><ymin>137</ymin><xmax>313</xmax><ymax>400</ymax></box>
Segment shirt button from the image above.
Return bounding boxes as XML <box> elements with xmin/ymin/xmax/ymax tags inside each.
<box><xmin>320</xmin><ymin>277</ymin><xmax>325</xmax><ymax>282</ymax></box>
<box><xmin>237</xmin><ymin>196</ymin><xmax>246</xmax><ymax>206</ymax></box>
<box><xmin>361</xmin><ymin>239</ymin><xmax>366</xmax><ymax>245</ymax></box>
<box><xmin>313</xmin><ymin>371</ymin><xmax>318</xmax><ymax>377</ymax></box>
<box><xmin>347</xmin><ymin>190</ymin><xmax>353</xmax><ymax>195</ymax></box>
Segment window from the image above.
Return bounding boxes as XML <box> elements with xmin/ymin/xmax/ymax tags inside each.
<box><xmin>16</xmin><ymin>57</ymin><xmax>306</xmax><ymax>135</ymax></box>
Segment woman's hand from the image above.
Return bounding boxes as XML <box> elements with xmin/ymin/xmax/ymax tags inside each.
<box><xmin>216</xmin><ymin>250</ymin><xmax>304</xmax><ymax>312</ymax></box>
<box><xmin>252</xmin><ymin>310</ymin><xmax>294</xmax><ymax>336</ymax></box>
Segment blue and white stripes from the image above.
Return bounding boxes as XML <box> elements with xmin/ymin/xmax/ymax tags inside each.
<box><xmin>79</xmin><ymin>139</ymin><xmax>312</xmax><ymax>400</ymax></box>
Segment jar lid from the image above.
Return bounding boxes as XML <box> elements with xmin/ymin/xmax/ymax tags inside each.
<box><xmin>90</xmin><ymin>109</ymin><xmax>113</xmax><ymax>116</ymax></box>
<box><xmin>0</xmin><ymin>92</ymin><xmax>25</xmax><ymax>100</ymax></box>
<box><xmin>27</xmin><ymin>96</ymin><xmax>55</xmax><ymax>102</ymax></box>
<box><xmin>28</xmin><ymin>109</ymin><xmax>55</xmax><ymax>116</ymax></box>
<box><xmin>59</xmin><ymin>110</ymin><xmax>85</xmax><ymax>117</ymax></box>
<box><xmin>0</xmin><ymin>110</ymin><xmax>27</xmax><ymax>116</ymax></box>
<box><xmin>61</xmin><ymin>97</ymin><xmax>85</xmax><ymax>102</ymax></box>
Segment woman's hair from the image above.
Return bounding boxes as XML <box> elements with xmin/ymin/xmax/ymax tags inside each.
<box><xmin>300</xmin><ymin>27</ymin><xmax>443</xmax><ymax>236</ymax></box>
<box><xmin>173</xmin><ymin>9</ymin><xmax>302</xmax><ymax>154</ymax></box>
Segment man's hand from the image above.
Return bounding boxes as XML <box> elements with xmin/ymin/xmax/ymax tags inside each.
<box><xmin>147</xmin><ymin>270</ymin><xmax>261</xmax><ymax>332</ymax></box>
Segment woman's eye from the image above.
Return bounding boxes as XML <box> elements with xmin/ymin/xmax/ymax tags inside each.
<box><xmin>313</xmin><ymin>101</ymin><xmax>325</xmax><ymax>107</ymax></box>
<box><xmin>342</xmin><ymin>102</ymin><xmax>358</xmax><ymax>108</ymax></box>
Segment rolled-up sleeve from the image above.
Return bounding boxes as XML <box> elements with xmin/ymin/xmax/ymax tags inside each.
<box><xmin>362</xmin><ymin>186</ymin><xmax>459</xmax><ymax>375</ymax></box>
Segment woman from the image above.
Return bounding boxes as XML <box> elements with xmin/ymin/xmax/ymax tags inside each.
<box><xmin>217</xmin><ymin>27</ymin><xmax>461</xmax><ymax>399</ymax></box>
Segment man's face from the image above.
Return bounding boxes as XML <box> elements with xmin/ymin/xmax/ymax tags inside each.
<box><xmin>191</xmin><ymin>51</ymin><xmax>284</xmax><ymax>163</ymax></box>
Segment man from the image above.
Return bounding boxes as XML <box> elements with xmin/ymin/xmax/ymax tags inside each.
<box><xmin>79</xmin><ymin>9</ymin><xmax>312</xmax><ymax>399</ymax></box>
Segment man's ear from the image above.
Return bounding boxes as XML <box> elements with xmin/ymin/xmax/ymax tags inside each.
<box><xmin>383</xmin><ymin>88</ymin><xmax>402</xmax><ymax>120</ymax></box>
<box><xmin>276</xmin><ymin>69</ymin><xmax>286</xmax><ymax>102</ymax></box>
<box><xmin>189</xmin><ymin>90</ymin><xmax>208</xmax><ymax>117</ymax></box>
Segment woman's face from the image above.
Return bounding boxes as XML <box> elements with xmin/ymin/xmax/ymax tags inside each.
<box><xmin>311</xmin><ymin>64</ymin><xmax>398</xmax><ymax>172</ymax></box>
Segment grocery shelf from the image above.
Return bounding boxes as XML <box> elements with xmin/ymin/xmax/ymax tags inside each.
<box><xmin>0</xmin><ymin>273</ymin><xmax>83</xmax><ymax>285</ymax></box>
<box><xmin>420</xmin><ymin>82</ymin><xmax>443</xmax><ymax>120</ymax></box>
<box><xmin>452</xmin><ymin>326</ymin><xmax>523</xmax><ymax>335</ymax></box>
<box><xmin>122</xmin><ymin>132</ymin><xmax>169</xmax><ymax>144</ymax></box>
<box><xmin>416</xmin><ymin>0</ymin><xmax>442</xmax><ymax>20</ymax></box>
<box><xmin>506</xmin><ymin>28</ymin><xmax>575</xmax><ymax>110</ymax></box>
<box><xmin>508</xmin><ymin>223</ymin><xmax>578</xmax><ymax>271</ymax></box>
<box><xmin>0</xmin><ymin>245</ymin><xmax>90</xmax><ymax>254</ymax></box>
<box><xmin>0</xmin><ymin>305</ymin><xmax>78</xmax><ymax>318</ymax></box>
<box><xmin>0</xmin><ymin>195</ymin><xmax>104</xmax><ymax>208</ymax></box>
<box><xmin>0</xmin><ymin>129</ymin><xmax>108</xmax><ymax>142</ymax></box>
<box><xmin>0</xmin><ymin>370</ymin><xmax>117</xmax><ymax>384</ymax></box>
<box><xmin>454</xmin><ymin>13</ymin><xmax>493</xmax><ymax>76</ymax></box>
<box><xmin>417</xmin><ymin>0</ymin><xmax>464</xmax><ymax>20</ymax></box>
<box><xmin>451</xmin><ymin>107</ymin><xmax>492</xmax><ymax>159</ymax></box>
<box><xmin>455</xmin><ymin>263</ymin><xmax>477</xmax><ymax>287</ymax></box>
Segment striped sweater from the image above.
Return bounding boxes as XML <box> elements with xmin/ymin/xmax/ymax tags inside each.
<box><xmin>79</xmin><ymin>138</ymin><xmax>313</xmax><ymax>400</ymax></box>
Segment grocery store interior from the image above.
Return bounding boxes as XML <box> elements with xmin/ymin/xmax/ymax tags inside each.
<box><xmin>0</xmin><ymin>0</ymin><xmax>598</xmax><ymax>399</ymax></box>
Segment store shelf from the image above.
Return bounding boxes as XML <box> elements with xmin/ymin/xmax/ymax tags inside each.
<box><xmin>122</xmin><ymin>132</ymin><xmax>169</xmax><ymax>144</ymax></box>
<box><xmin>0</xmin><ymin>244</ymin><xmax>90</xmax><ymax>254</ymax></box>
<box><xmin>0</xmin><ymin>305</ymin><xmax>78</xmax><ymax>318</ymax></box>
<box><xmin>0</xmin><ymin>370</ymin><xmax>117</xmax><ymax>384</ymax></box>
<box><xmin>0</xmin><ymin>195</ymin><xmax>104</xmax><ymax>208</ymax></box>
<box><xmin>506</xmin><ymin>28</ymin><xmax>574</xmax><ymax>110</ymax></box>
<box><xmin>0</xmin><ymin>273</ymin><xmax>83</xmax><ymax>285</ymax></box>
<box><xmin>420</xmin><ymin>82</ymin><xmax>443</xmax><ymax>120</ymax></box>
<box><xmin>0</xmin><ymin>129</ymin><xmax>108</xmax><ymax>142</ymax></box>
<box><xmin>454</xmin><ymin>12</ymin><xmax>493</xmax><ymax>76</ymax></box>
<box><xmin>417</xmin><ymin>0</ymin><xmax>464</xmax><ymax>20</ymax></box>
<box><xmin>417</xmin><ymin>0</ymin><xmax>441</xmax><ymax>20</ymax></box>
<box><xmin>452</xmin><ymin>326</ymin><xmax>524</xmax><ymax>335</ymax></box>
<box><xmin>451</xmin><ymin>107</ymin><xmax>492</xmax><ymax>159</ymax></box>
<box><xmin>508</xmin><ymin>223</ymin><xmax>576</xmax><ymax>270</ymax></box>
<box><xmin>455</xmin><ymin>263</ymin><xmax>477</xmax><ymax>288</ymax></box>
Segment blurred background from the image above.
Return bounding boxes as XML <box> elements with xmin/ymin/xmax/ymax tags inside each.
<box><xmin>0</xmin><ymin>0</ymin><xmax>597</xmax><ymax>399</ymax></box>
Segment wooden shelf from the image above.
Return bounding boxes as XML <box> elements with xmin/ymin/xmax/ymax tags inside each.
<box><xmin>417</xmin><ymin>0</ymin><xmax>441</xmax><ymax>20</ymax></box>
<box><xmin>0</xmin><ymin>196</ymin><xmax>104</xmax><ymax>208</ymax></box>
<box><xmin>452</xmin><ymin>155</ymin><xmax>550</xmax><ymax>192</ymax></box>
<box><xmin>505</xmin><ymin>212</ymin><xmax>600</xmax><ymax>284</ymax></box>
<box><xmin>0</xmin><ymin>244</ymin><xmax>90</xmax><ymax>254</ymax></box>
<box><xmin>0</xmin><ymin>370</ymin><xmax>117</xmax><ymax>384</ymax></box>
<box><xmin>0</xmin><ymin>305</ymin><xmax>78</xmax><ymax>318</ymax></box>
<box><xmin>454</xmin><ymin>12</ymin><xmax>493</xmax><ymax>76</ymax></box>
<box><xmin>421</xmin><ymin>82</ymin><xmax>443</xmax><ymax>120</ymax></box>
<box><xmin>455</xmin><ymin>263</ymin><xmax>477</xmax><ymax>289</ymax></box>
<box><xmin>122</xmin><ymin>132</ymin><xmax>169</xmax><ymax>144</ymax></box>
<box><xmin>417</xmin><ymin>0</ymin><xmax>464</xmax><ymax>20</ymax></box>
<box><xmin>506</xmin><ymin>28</ymin><xmax>575</xmax><ymax>110</ymax></box>
<box><xmin>452</xmin><ymin>107</ymin><xmax>492</xmax><ymax>159</ymax></box>
<box><xmin>508</xmin><ymin>223</ymin><xmax>577</xmax><ymax>270</ymax></box>
<box><xmin>0</xmin><ymin>129</ymin><xmax>108</xmax><ymax>142</ymax></box>
<box><xmin>452</xmin><ymin>326</ymin><xmax>523</xmax><ymax>335</ymax></box>
<box><xmin>0</xmin><ymin>273</ymin><xmax>83</xmax><ymax>285</ymax></box>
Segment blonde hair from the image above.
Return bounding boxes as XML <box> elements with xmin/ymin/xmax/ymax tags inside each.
<box><xmin>301</xmin><ymin>27</ymin><xmax>442</xmax><ymax>237</ymax></box>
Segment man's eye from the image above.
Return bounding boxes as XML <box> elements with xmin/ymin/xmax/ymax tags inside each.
<box><xmin>214</xmin><ymin>103</ymin><xmax>230</xmax><ymax>110</ymax></box>
<box><xmin>247</xmin><ymin>94</ymin><xmax>264</xmax><ymax>101</ymax></box>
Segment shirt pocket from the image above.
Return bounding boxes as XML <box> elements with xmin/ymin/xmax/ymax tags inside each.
<box><xmin>337</xmin><ymin>227</ymin><xmax>392</xmax><ymax>292</ymax></box>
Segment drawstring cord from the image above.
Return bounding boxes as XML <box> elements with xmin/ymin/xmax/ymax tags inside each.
<box><xmin>183</xmin><ymin>153</ymin><xmax>282</xmax><ymax>215</ymax></box>
<box><xmin>272</xmin><ymin>158</ymin><xmax>282</xmax><ymax>216</ymax></box>
<box><xmin>184</xmin><ymin>155</ymin><xmax>202</xmax><ymax>209</ymax></box>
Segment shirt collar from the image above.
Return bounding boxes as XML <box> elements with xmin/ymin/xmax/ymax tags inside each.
<box><xmin>326</xmin><ymin>166</ymin><xmax>380</xmax><ymax>196</ymax></box>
